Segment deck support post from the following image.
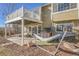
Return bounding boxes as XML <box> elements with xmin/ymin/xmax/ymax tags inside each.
<box><xmin>21</xmin><ymin>19</ymin><xmax>24</xmax><ymax>46</ymax></box>
<box><xmin>40</xmin><ymin>25</ymin><xmax>42</xmax><ymax>37</ymax></box>
<box><xmin>5</xmin><ymin>24</ymin><xmax>7</xmax><ymax>39</ymax></box>
<box><xmin>9</xmin><ymin>24</ymin><xmax>11</xmax><ymax>37</ymax></box>
<box><xmin>37</xmin><ymin>25</ymin><xmax>38</xmax><ymax>35</ymax></box>
<box><xmin>31</xmin><ymin>26</ymin><xmax>33</xmax><ymax>35</ymax></box>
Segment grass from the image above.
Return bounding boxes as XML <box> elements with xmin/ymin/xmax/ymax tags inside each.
<box><xmin>33</xmin><ymin>40</ymin><xmax>58</xmax><ymax>46</ymax></box>
<box><xmin>0</xmin><ymin>30</ymin><xmax>4</xmax><ymax>37</ymax></box>
<box><xmin>0</xmin><ymin>46</ymin><xmax>15</xmax><ymax>56</ymax></box>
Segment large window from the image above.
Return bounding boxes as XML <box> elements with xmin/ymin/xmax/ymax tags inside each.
<box><xmin>53</xmin><ymin>3</ymin><xmax>77</xmax><ymax>12</ymax></box>
<box><xmin>56</xmin><ymin>23</ymin><xmax>73</xmax><ymax>32</ymax></box>
<box><xmin>70</xmin><ymin>3</ymin><xmax>77</xmax><ymax>9</ymax></box>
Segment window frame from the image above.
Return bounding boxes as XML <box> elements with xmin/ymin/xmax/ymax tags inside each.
<box><xmin>53</xmin><ymin>3</ymin><xmax>77</xmax><ymax>13</ymax></box>
<box><xmin>56</xmin><ymin>23</ymin><xmax>73</xmax><ymax>32</ymax></box>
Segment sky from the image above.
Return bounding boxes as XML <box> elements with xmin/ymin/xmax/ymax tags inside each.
<box><xmin>0</xmin><ymin>3</ymin><xmax>44</xmax><ymax>27</ymax></box>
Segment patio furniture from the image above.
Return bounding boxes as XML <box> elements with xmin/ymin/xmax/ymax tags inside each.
<box><xmin>33</xmin><ymin>33</ymin><xmax>62</xmax><ymax>42</ymax></box>
<box><xmin>33</xmin><ymin>31</ymin><xmax>67</xmax><ymax>56</ymax></box>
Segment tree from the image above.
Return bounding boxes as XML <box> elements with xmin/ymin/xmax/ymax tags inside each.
<box><xmin>2</xmin><ymin>3</ymin><xmax>18</xmax><ymax>19</ymax></box>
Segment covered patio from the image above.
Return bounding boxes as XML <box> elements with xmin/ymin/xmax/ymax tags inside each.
<box><xmin>5</xmin><ymin>17</ymin><xmax>42</xmax><ymax>46</ymax></box>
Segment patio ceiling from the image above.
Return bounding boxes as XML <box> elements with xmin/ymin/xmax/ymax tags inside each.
<box><xmin>5</xmin><ymin>17</ymin><xmax>42</xmax><ymax>25</ymax></box>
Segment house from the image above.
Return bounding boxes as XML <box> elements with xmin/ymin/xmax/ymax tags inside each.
<box><xmin>5</xmin><ymin>3</ymin><xmax>79</xmax><ymax>46</ymax></box>
<box><xmin>73</xmin><ymin>26</ymin><xmax>79</xmax><ymax>40</ymax></box>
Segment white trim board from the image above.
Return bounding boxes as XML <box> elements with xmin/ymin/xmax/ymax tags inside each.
<box><xmin>52</xmin><ymin>8</ymin><xmax>78</xmax><ymax>15</ymax></box>
<box><xmin>23</xmin><ymin>17</ymin><xmax>42</xmax><ymax>23</ymax></box>
<box><xmin>5</xmin><ymin>17</ymin><xmax>22</xmax><ymax>24</ymax></box>
<box><xmin>5</xmin><ymin>17</ymin><xmax>42</xmax><ymax>24</ymax></box>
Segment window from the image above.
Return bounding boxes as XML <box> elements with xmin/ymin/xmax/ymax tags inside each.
<box><xmin>58</xmin><ymin>4</ymin><xmax>64</xmax><ymax>11</ymax></box>
<box><xmin>53</xmin><ymin>3</ymin><xmax>77</xmax><ymax>13</ymax></box>
<box><xmin>32</xmin><ymin>27</ymin><xmax>37</xmax><ymax>34</ymax></box>
<box><xmin>58</xmin><ymin>3</ymin><xmax>70</xmax><ymax>11</ymax></box>
<box><xmin>64</xmin><ymin>24</ymin><xmax>73</xmax><ymax>32</ymax></box>
<box><xmin>64</xmin><ymin>3</ymin><xmax>70</xmax><ymax>10</ymax></box>
<box><xmin>56</xmin><ymin>23</ymin><xmax>73</xmax><ymax>32</ymax></box>
<box><xmin>53</xmin><ymin>3</ymin><xmax>58</xmax><ymax>12</ymax></box>
<box><xmin>56</xmin><ymin>25</ymin><xmax>63</xmax><ymax>31</ymax></box>
<box><xmin>66</xmin><ymin>25</ymin><xmax>72</xmax><ymax>32</ymax></box>
<box><xmin>70</xmin><ymin>3</ymin><xmax>77</xmax><ymax>9</ymax></box>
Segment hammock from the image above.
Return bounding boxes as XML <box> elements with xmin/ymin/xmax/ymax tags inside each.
<box><xmin>33</xmin><ymin>33</ymin><xmax>61</xmax><ymax>42</ymax></box>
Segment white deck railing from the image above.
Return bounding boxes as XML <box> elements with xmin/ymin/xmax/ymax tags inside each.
<box><xmin>6</xmin><ymin>7</ymin><xmax>40</xmax><ymax>21</ymax></box>
<box><xmin>23</xmin><ymin>9</ymin><xmax>40</xmax><ymax>20</ymax></box>
<box><xmin>6</xmin><ymin>7</ymin><xmax>23</xmax><ymax>20</ymax></box>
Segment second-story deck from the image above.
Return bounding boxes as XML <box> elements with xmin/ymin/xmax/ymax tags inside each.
<box><xmin>5</xmin><ymin>6</ymin><xmax>42</xmax><ymax>46</ymax></box>
<box><xmin>5</xmin><ymin>7</ymin><xmax>42</xmax><ymax>24</ymax></box>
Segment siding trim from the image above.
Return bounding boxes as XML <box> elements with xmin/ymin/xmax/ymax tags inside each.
<box><xmin>77</xmin><ymin>3</ymin><xmax>79</xmax><ymax>19</ymax></box>
<box><xmin>52</xmin><ymin>8</ymin><xmax>78</xmax><ymax>15</ymax></box>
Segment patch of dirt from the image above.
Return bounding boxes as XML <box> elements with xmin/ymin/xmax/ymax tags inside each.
<box><xmin>0</xmin><ymin>36</ymin><xmax>78</xmax><ymax>56</ymax></box>
<box><xmin>4</xmin><ymin>44</ymin><xmax>78</xmax><ymax>56</ymax></box>
<box><xmin>0</xmin><ymin>37</ymin><xmax>11</xmax><ymax>45</ymax></box>
<box><xmin>4</xmin><ymin>44</ymin><xmax>55</xmax><ymax>56</ymax></box>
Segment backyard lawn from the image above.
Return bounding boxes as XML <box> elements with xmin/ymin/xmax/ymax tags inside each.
<box><xmin>0</xmin><ymin>46</ymin><xmax>15</xmax><ymax>56</ymax></box>
<box><xmin>0</xmin><ymin>36</ymin><xmax>78</xmax><ymax>56</ymax></box>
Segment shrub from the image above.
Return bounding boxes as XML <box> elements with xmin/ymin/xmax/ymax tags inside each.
<box><xmin>0</xmin><ymin>30</ymin><xmax>4</xmax><ymax>37</ymax></box>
